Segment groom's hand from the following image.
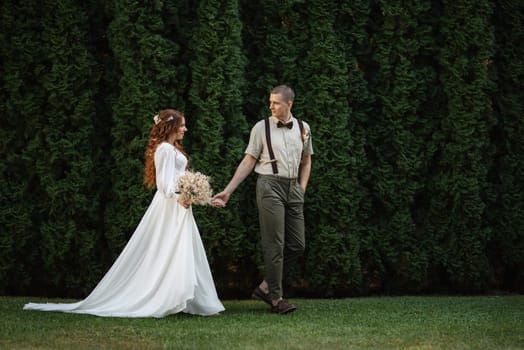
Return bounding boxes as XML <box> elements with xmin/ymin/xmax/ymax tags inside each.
<box><xmin>211</xmin><ymin>192</ymin><xmax>230</xmax><ymax>207</ymax></box>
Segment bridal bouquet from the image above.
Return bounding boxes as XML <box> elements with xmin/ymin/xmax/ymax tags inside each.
<box><xmin>177</xmin><ymin>171</ymin><xmax>213</xmax><ymax>206</ymax></box>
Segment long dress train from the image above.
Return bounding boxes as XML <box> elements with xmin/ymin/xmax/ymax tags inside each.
<box><xmin>23</xmin><ymin>142</ymin><xmax>224</xmax><ymax>317</ymax></box>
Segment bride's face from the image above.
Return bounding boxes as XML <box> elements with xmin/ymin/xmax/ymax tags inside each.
<box><xmin>173</xmin><ymin>117</ymin><xmax>187</xmax><ymax>141</ymax></box>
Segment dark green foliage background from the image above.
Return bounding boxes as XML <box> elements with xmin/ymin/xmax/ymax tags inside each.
<box><xmin>1</xmin><ymin>0</ymin><xmax>522</xmax><ymax>298</ymax></box>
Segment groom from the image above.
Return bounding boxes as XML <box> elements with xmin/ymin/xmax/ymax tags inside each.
<box><xmin>213</xmin><ymin>85</ymin><xmax>313</xmax><ymax>314</ymax></box>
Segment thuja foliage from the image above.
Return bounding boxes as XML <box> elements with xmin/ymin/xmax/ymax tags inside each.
<box><xmin>1</xmin><ymin>2</ymin><xmax>49</xmax><ymax>295</ymax></box>
<box><xmin>103</xmin><ymin>0</ymin><xmax>186</xmax><ymax>257</ymax></box>
<box><xmin>430</xmin><ymin>0</ymin><xmax>495</xmax><ymax>291</ymax></box>
<box><xmin>0</xmin><ymin>0</ymin><xmax>523</xmax><ymax>297</ymax></box>
<box><xmin>485</xmin><ymin>0</ymin><xmax>524</xmax><ymax>290</ymax></box>
<box><xmin>1</xmin><ymin>1</ymin><xmax>105</xmax><ymax>296</ymax></box>
<box><xmin>290</xmin><ymin>0</ymin><xmax>363</xmax><ymax>296</ymax></box>
<box><xmin>186</xmin><ymin>0</ymin><xmax>255</xmax><ymax>294</ymax></box>
<box><xmin>365</xmin><ymin>0</ymin><xmax>440</xmax><ymax>293</ymax></box>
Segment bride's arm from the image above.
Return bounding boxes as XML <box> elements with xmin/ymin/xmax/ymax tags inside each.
<box><xmin>154</xmin><ymin>143</ymin><xmax>179</xmax><ymax>199</ymax></box>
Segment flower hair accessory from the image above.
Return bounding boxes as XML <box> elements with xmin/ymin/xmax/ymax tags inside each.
<box><xmin>153</xmin><ymin>114</ymin><xmax>174</xmax><ymax>125</ymax></box>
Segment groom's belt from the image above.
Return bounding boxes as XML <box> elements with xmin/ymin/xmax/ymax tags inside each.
<box><xmin>258</xmin><ymin>174</ymin><xmax>298</xmax><ymax>182</ymax></box>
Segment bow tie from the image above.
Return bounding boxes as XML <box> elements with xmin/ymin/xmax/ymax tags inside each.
<box><xmin>277</xmin><ymin>120</ymin><xmax>293</xmax><ymax>129</ymax></box>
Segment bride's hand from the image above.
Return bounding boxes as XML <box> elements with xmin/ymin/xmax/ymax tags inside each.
<box><xmin>177</xmin><ymin>198</ymin><xmax>190</xmax><ymax>209</ymax></box>
<box><xmin>210</xmin><ymin>198</ymin><xmax>226</xmax><ymax>208</ymax></box>
<box><xmin>211</xmin><ymin>192</ymin><xmax>229</xmax><ymax>208</ymax></box>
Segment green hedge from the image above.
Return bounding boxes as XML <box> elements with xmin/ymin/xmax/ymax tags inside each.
<box><xmin>1</xmin><ymin>0</ymin><xmax>522</xmax><ymax>297</ymax></box>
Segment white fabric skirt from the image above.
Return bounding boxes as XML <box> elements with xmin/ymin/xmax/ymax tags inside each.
<box><xmin>24</xmin><ymin>192</ymin><xmax>225</xmax><ymax>317</ymax></box>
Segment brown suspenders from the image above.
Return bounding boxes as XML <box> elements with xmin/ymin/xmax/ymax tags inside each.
<box><xmin>264</xmin><ymin>117</ymin><xmax>304</xmax><ymax>175</ymax></box>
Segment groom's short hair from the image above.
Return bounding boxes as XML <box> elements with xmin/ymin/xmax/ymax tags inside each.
<box><xmin>271</xmin><ymin>85</ymin><xmax>295</xmax><ymax>103</ymax></box>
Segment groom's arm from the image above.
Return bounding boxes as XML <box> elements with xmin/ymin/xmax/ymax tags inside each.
<box><xmin>298</xmin><ymin>154</ymin><xmax>312</xmax><ymax>192</ymax></box>
<box><xmin>213</xmin><ymin>154</ymin><xmax>257</xmax><ymax>205</ymax></box>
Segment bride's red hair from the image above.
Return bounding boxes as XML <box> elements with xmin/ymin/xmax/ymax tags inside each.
<box><xmin>143</xmin><ymin>109</ymin><xmax>189</xmax><ymax>189</ymax></box>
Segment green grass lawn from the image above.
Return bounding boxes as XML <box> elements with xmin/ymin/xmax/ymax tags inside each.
<box><xmin>1</xmin><ymin>295</ymin><xmax>523</xmax><ymax>349</ymax></box>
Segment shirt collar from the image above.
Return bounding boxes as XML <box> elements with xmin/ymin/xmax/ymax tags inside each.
<box><xmin>270</xmin><ymin>114</ymin><xmax>294</xmax><ymax>124</ymax></box>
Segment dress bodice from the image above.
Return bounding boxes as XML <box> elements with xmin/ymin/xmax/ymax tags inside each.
<box><xmin>174</xmin><ymin>148</ymin><xmax>188</xmax><ymax>172</ymax></box>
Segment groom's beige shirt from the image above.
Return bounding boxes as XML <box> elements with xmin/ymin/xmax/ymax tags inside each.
<box><xmin>245</xmin><ymin>115</ymin><xmax>313</xmax><ymax>179</ymax></box>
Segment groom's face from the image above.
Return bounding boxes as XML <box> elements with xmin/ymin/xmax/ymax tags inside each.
<box><xmin>269</xmin><ymin>93</ymin><xmax>292</xmax><ymax>121</ymax></box>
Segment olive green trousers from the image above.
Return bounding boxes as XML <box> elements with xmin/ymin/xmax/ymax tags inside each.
<box><xmin>256</xmin><ymin>174</ymin><xmax>306</xmax><ymax>299</ymax></box>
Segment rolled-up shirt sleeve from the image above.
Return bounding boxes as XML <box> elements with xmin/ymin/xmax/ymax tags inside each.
<box><xmin>154</xmin><ymin>143</ymin><xmax>180</xmax><ymax>199</ymax></box>
<box><xmin>244</xmin><ymin>122</ymin><xmax>263</xmax><ymax>159</ymax></box>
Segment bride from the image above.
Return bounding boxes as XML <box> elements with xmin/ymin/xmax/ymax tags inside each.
<box><xmin>24</xmin><ymin>109</ymin><xmax>225</xmax><ymax>317</ymax></box>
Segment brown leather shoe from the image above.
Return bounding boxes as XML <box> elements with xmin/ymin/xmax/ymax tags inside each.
<box><xmin>252</xmin><ymin>286</ymin><xmax>272</xmax><ymax>306</ymax></box>
<box><xmin>271</xmin><ymin>299</ymin><xmax>297</xmax><ymax>314</ymax></box>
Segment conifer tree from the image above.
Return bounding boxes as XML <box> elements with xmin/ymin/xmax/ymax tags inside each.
<box><xmin>486</xmin><ymin>0</ymin><xmax>524</xmax><ymax>290</ymax></box>
<box><xmin>0</xmin><ymin>1</ymin><xmax>49</xmax><ymax>294</ymax></box>
<box><xmin>105</xmin><ymin>0</ymin><xmax>186</xmax><ymax>257</ymax></box>
<box><xmin>240</xmin><ymin>0</ymin><xmax>307</xmax><ymax>120</ymax></box>
<box><xmin>0</xmin><ymin>0</ymin><xmax>104</xmax><ymax>295</ymax></box>
<box><xmin>186</xmin><ymin>0</ymin><xmax>252</xmax><ymax>291</ymax></box>
<box><xmin>365</xmin><ymin>0</ymin><xmax>438</xmax><ymax>292</ymax></box>
<box><xmin>290</xmin><ymin>0</ymin><xmax>361</xmax><ymax>296</ymax></box>
<box><xmin>1</xmin><ymin>0</ymin><xmax>523</xmax><ymax>297</ymax></box>
<box><xmin>335</xmin><ymin>0</ymin><xmax>375</xmax><ymax>294</ymax></box>
<box><xmin>429</xmin><ymin>0</ymin><xmax>494</xmax><ymax>291</ymax></box>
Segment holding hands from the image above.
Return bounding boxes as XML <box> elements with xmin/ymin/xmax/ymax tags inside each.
<box><xmin>177</xmin><ymin>193</ymin><xmax>225</xmax><ymax>208</ymax></box>
<box><xmin>210</xmin><ymin>154</ymin><xmax>257</xmax><ymax>208</ymax></box>
<box><xmin>210</xmin><ymin>192</ymin><xmax>229</xmax><ymax>208</ymax></box>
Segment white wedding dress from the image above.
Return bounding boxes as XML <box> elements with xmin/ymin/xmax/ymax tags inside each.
<box><xmin>24</xmin><ymin>142</ymin><xmax>225</xmax><ymax>317</ymax></box>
